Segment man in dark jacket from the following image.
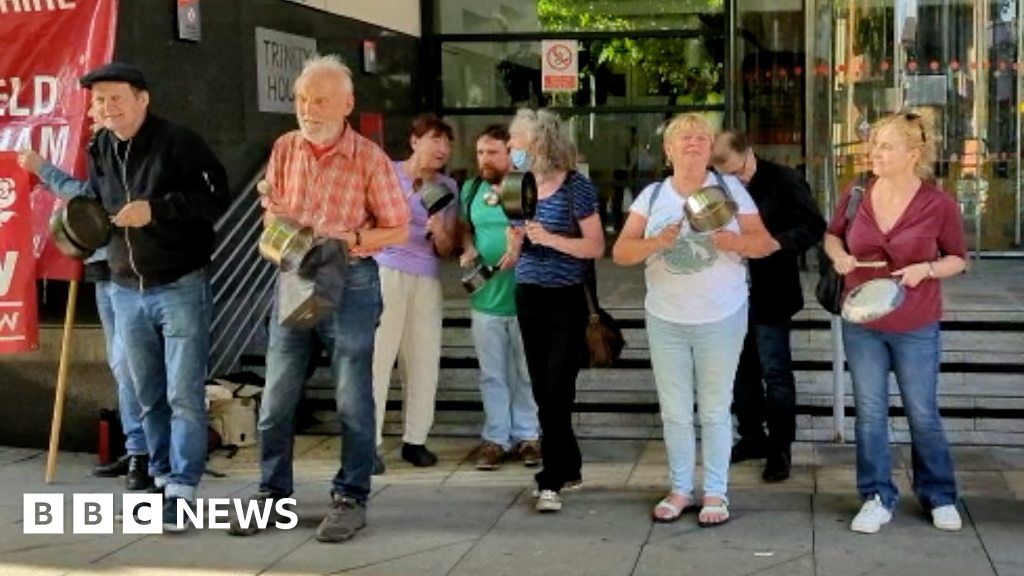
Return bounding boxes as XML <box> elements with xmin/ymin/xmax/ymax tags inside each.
<box><xmin>713</xmin><ymin>131</ymin><xmax>826</xmax><ymax>482</ymax></box>
<box><xmin>80</xmin><ymin>62</ymin><xmax>230</xmax><ymax>530</ymax></box>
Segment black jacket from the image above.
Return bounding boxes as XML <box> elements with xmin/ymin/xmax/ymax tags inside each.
<box><xmin>88</xmin><ymin>114</ymin><xmax>230</xmax><ymax>289</ymax></box>
<box><xmin>746</xmin><ymin>157</ymin><xmax>826</xmax><ymax>324</ymax></box>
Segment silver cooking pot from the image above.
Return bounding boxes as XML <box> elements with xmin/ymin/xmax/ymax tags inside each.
<box><xmin>259</xmin><ymin>218</ymin><xmax>316</xmax><ymax>273</ymax></box>
<box><xmin>419</xmin><ymin>181</ymin><xmax>455</xmax><ymax>216</ymax></box>
<box><xmin>499</xmin><ymin>171</ymin><xmax>538</xmax><ymax>221</ymax></box>
<box><xmin>460</xmin><ymin>259</ymin><xmax>497</xmax><ymax>294</ymax></box>
<box><xmin>684</xmin><ymin>185</ymin><xmax>738</xmax><ymax>233</ymax></box>
<box><xmin>49</xmin><ymin>196</ymin><xmax>111</xmax><ymax>260</ymax></box>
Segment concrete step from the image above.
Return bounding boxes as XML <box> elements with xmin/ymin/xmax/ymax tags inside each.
<box><xmin>236</xmin><ymin>261</ymin><xmax>1024</xmax><ymax>446</ymax></box>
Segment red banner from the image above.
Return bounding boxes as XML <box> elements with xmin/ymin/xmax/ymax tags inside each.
<box><xmin>0</xmin><ymin>152</ymin><xmax>38</xmax><ymax>353</ymax></box>
<box><xmin>0</xmin><ymin>0</ymin><xmax>119</xmax><ymax>281</ymax></box>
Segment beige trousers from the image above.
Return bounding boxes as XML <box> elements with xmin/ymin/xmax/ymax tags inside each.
<box><xmin>372</xmin><ymin>266</ymin><xmax>443</xmax><ymax>446</ymax></box>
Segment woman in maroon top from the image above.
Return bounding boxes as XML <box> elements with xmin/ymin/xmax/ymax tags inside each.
<box><xmin>823</xmin><ymin>111</ymin><xmax>967</xmax><ymax>535</ymax></box>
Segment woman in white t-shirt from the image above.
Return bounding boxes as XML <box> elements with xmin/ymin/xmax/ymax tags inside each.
<box><xmin>612</xmin><ymin>114</ymin><xmax>777</xmax><ymax>527</ymax></box>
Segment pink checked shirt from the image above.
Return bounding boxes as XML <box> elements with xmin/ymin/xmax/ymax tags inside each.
<box><xmin>262</xmin><ymin>124</ymin><xmax>410</xmax><ymax>238</ymax></box>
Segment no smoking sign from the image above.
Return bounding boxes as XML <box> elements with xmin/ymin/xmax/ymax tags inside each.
<box><xmin>542</xmin><ymin>40</ymin><xmax>578</xmax><ymax>92</ymax></box>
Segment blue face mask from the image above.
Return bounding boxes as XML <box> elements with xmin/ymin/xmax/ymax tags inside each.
<box><xmin>510</xmin><ymin>148</ymin><xmax>532</xmax><ymax>171</ymax></box>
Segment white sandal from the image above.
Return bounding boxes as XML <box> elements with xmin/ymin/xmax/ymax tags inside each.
<box><xmin>652</xmin><ymin>493</ymin><xmax>691</xmax><ymax>523</ymax></box>
<box><xmin>697</xmin><ymin>499</ymin><xmax>730</xmax><ymax>527</ymax></box>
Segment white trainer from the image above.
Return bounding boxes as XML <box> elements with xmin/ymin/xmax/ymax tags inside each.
<box><xmin>532</xmin><ymin>479</ymin><xmax>582</xmax><ymax>498</ymax></box>
<box><xmin>850</xmin><ymin>495</ymin><xmax>892</xmax><ymax>534</ymax></box>
<box><xmin>931</xmin><ymin>505</ymin><xmax>962</xmax><ymax>531</ymax></box>
<box><xmin>535</xmin><ymin>490</ymin><xmax>562</xmax><ymax>512</ymax></box>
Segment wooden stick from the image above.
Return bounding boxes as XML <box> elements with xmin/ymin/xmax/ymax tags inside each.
<box><xmin>45</xmin><ymin>279</ymin><xmax>79</xmax><ymax>483</ymax></box>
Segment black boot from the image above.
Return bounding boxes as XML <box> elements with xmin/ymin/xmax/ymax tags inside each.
<box><xmin>372</xmin><ymin>452</ymin><xmax>386</xmax><ymax>475</ymax></box>
<box><xmin>762</xmin><ymin>450</ymin><xmax>791</xmax><ymax>483</ymax></box>
<box><xmin>125</xmin><ymin>454</ymin><xmax>154</xmax><ymax>491</ymax></box>
<box><xmin>401</xmin><ymin>443</ymin><xmax>437</xmax><ymax>467</ymax></box>
<box><xmin>730</xmin><ymin>438</ymin><xmax>768</xmax><ymax>463</ymax></box>
<box><xmin>93</xmin><ymin>454</ymin><xmax>130</xmax><ymax>478</ymax></box>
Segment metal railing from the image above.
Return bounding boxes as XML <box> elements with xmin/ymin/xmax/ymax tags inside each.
<box><xmin>208</xmin><ymin>165</ymin><xmax>276</xmax><ymax>377</ymax></box>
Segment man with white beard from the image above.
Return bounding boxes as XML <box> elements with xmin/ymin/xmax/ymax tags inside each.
<box><xmin>228</xmin><ymin>55</ymin><xmax>409</xmax><ymax>543</ymax></box>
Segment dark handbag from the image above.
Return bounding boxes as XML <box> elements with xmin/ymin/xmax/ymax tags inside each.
<box><xmin>815</xmin><ymin>178</ymin><xmax>867</xmax><ymax>314</ymax></box>
<box><xmin>582</xmin><ymin>276</ymin><xmax>625</xmax><ymax>368</ymax></box>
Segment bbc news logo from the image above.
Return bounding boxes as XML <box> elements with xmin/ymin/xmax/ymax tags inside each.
<box><xmin>23</xmin><ymin>494</ymin><xmax>297</xmax><ymax>534</ymax></box>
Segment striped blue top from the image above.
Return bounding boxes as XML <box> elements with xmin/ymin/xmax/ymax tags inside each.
<box><xmin>515</xmin><ymin>171</ymin><xmax>598</xmax><ymax>287</ymax></box>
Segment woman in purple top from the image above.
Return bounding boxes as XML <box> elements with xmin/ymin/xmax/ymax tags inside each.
<box><xmin>372</xmin><ymin>114</ymin><xmax>459</xmax><ymax>470</ymax></box>
<box><xmin>823</xmin><ymin>111</ymin><xmax>967</xmax><ymax>534</ymax></box>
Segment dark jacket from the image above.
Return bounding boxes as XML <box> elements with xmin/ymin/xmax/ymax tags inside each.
<box><xmin>88</xmin><ymin>114</ymin><xmax>230</xmax><ymax>289</ymax></box>
<box><xmin>746</xmin><ymin>157</ymin><xmax>826</xmax><ymax>324</ymax></box>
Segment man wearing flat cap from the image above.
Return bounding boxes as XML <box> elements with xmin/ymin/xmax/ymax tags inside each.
<box><xmin>79</xmin><ymin>61</ymin><xmax>231</xmax><ymax>531</ymax></box>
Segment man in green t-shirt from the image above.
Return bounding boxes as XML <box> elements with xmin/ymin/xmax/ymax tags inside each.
<box><xmin>459</xmin><ymin>125</ymin><xmax>540</xmax><ymax>471</ymax></box>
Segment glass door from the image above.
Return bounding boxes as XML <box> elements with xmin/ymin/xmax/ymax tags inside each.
<box><xmin>807</xmin><ymin>0</ymin><xmax>1023</xmax><ymax>252</ymax></box>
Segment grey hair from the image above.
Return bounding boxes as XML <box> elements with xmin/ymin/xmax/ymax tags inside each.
<box><xmin>509</xmin><ymin>108</ymin><xmax>576</xmax><ymax>174</ymax></box>
<box><xmin>297</xmin><ymin>54</ymin><xmax>354</xmax><ymax>93</ymax></box>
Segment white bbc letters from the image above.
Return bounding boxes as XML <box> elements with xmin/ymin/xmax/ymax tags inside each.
<box><xmin>23</xmin><ymin>494</ymin><xmax>64</xmax><ymax>534</ymax></box>
<box><xmin>121</xmin><ymin>493</ymin><xmax>164</xmax><ymax>535</ymax></box>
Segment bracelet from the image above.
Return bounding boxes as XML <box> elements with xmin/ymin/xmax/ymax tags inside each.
<box><xmin>354</xmin><ymin>230</ymin><xmax>362</xmax><ymax>247</ymax></box>
<box><xmin>926</xmin><ymin>261</ymin><xmax>935</xmax><ymax>278</ymax></box>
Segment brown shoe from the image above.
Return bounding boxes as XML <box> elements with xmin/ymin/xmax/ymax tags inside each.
<box><xmin>516</xmin><ymin>440</ymin><xmax>541</xmax><ymax>468</ymax></box>
<box><xmin>474</xmin><ymin>442</ymin><xmax>506</xmax><ymax>471</ymax></box>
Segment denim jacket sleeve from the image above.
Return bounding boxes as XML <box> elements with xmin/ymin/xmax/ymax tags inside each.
<box><xmin>38</xmin><ymin>161</ymin><xmax>90</xmax><ymax>200</ymax></box>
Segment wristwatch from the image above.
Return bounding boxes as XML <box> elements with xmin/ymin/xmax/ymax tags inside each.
<box><xmin>354</xmin><ymin>230</ymin><xmax>362</xmax><ymax>247</ymax></box>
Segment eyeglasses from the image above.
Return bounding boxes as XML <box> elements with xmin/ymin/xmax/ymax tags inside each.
<box><xmin>902</xmin><ymin>111</ymin><xmax>927</xmax><ymax>143</ymax></box>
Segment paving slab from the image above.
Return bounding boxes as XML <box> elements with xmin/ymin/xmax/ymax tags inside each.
<box><xmin>265</xmin><ymin>485</ymin><xmax>517</xmax><ymax>575</ymax></box>
<box><xmin>813</xmin><ymin>494</ymin><xmax>996</xmax><ymax>576</ymax></box>
<box><xmin>964</xmin><ymin>498</ymin><xmax>1024</xmax><ymax>573</ymax></box>
<box><xmin>448</xmin><ymin>490</ymin><xmax>654</xmax><ymax>576</ymax></box>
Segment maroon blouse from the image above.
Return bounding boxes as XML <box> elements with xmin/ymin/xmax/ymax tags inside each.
<box><xmin>827</xmin><ymin>180</ymin><xmax>967</xmax><ymax>333</ymax></box>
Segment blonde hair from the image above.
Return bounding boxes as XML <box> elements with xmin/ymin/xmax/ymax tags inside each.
<box><xmin>663</xmin><ymin>113</ymin><xmax>715</xmax><ymax>143</ymax></box>
<box><xmin>870</xmin><ymin>110</ymin><xmax>937</xmax><ymax>179</ymax></box>
<box><xmin>297</xmin><ymin>54</ymin><xmax>354</xmax><ymax>93</ymax></box>
<box><xmin>509</xmin><ymin>108</ymin><xmax>576</xmax><ymax>174</ymax></box>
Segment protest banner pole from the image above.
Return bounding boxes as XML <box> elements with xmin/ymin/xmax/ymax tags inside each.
<box><xmin>45</xmin><ymin>280</ymin><xmax>79</xmax><ymax>483</ymax></box>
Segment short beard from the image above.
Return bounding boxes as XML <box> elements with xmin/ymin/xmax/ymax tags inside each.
<box><xmin>300</xmin><ymin>121</ymin><xmax>343</xmax><ymax>146</ymax></box>
<box><xmin>480</xmin><ymin>166</ymin><xmax>505</xmax><ymax>184</ymax></box>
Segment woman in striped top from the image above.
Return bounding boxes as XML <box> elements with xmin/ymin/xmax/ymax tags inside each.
<box><xmin>507</xmin><ymin>108</ymin><xmax>605</xmax><ymax>513</ymax></box>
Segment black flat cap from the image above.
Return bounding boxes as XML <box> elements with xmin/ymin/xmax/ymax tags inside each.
<box><xmin>79</xmin><ymin>62</ymin><xmax>148</xmax><ymax>90</ymax></box>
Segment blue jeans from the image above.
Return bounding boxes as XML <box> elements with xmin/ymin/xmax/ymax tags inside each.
<box><xmin>843</xmin><ymin>320</ymin><xmax>957</xmax><ymax>510</ymax></box>
<box><xmin>259</xmin><ymin>258</ymin><xmax>381</xmax><ymax>505</ymax></box>
<box><xmin>95</xmin><ymin>280</ymin><xmax>147</xmax><ymax>456</ymax></box>
<box><xmin>646</xmin><ymin>304</ymin><xmax>747</xmax><ymax>499</ymax></box>
<box><xmin>111</xmin><ymin>269</ymin><xmax>211</xmax><ymax>500</ymax></box>
<box><xmin>733</xmin><ymin>321</ymin><xmax>796</xmax><ymax>451</ymax></box>
<box><xmin>471</xmin><ymin>310</ymin><xmax>538</xmax><ymax>450</ymax></box>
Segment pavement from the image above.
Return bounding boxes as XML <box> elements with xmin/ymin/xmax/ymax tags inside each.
<box><xmin>2</xmin><ymin>438</ymin><xmax>1023</xmax><ymax>576</ymax></box>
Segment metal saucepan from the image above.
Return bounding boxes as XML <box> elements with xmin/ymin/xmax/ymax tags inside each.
<box><xmin>259</xmin><ymin>217</ymin><xmax>316</xmax><ymax>273</ymax></box>
<box><xmin>841</xmin><ymin>278</ymin><xmax>906</xmax><ymax>324</ymax></box>
<box><xmin>460</xmin><ymin>259</ymin><xmax>498</xmax><ymax>294</ymax></box>
<box><xmin>50</xmin><ymin>196</ymin><xmax>111</xmax><ymax>260</ymax></box>
<box><xmin>499</xmin><ymin>171</ymin><xmax>538</xmax><ymax>221</ymax></box>
<box><xmin>418</xmin><ymin>180</ymin><xmax>455</xmax><ymax>216</ymax></box>
<box><xmin>684</xmin><ymin>185</ymin><xmax>738</xmax><ymax>233</ymax></box>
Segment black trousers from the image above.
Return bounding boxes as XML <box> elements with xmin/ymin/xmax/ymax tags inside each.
<box><xmin>515</xmin><ymin>282</ymin><xmax>588</xmax><ymax>491</ymax></box>
<box><xmin>732</xmin><ymin>320</ymin><xmax>797</xmax><ymax>452</ymax></box>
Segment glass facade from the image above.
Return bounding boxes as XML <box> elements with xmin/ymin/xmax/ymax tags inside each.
<box><xmin>431</xmin><ymin>0</ymin><xmax>1024</xmax><ymax>251</ymax></box>
<box><xmin>431</xmin><ymin>0</ymin><xmax>729</xmax><ymax>232</ymax></box>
